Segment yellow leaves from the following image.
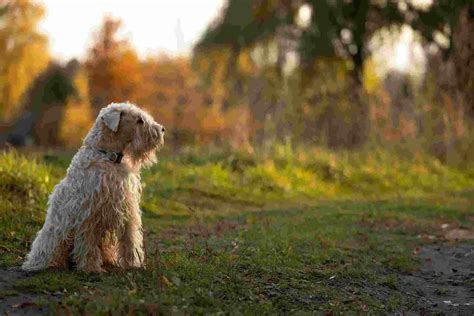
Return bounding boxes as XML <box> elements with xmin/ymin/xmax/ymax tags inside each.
<box><xmin>58</xmin><ymin>69</ymin><xmax>94</xmax><ymax>148</ymax></box>
<box><xmin>0</xmin><ymin>0</ymin><xmax>50</xmax><ymax>120</ymax></box>
<box><xmin>363</xmin><ymin>58</ymin><xmax>381</xmax><ymax>94</ymax></box>
<box><xmin>85</xmin><ymin>16</ymin><xmax>141</xmax><ymax>111</ymax></box>
<box><xmin>237</xmin><ymin>49</ymin><xmax>255</xmax><ymax>76</ymax></box>
<box><xmin>138</xmin><ymin>55</ymin><xmax>202</xmax><ymax>133</ymax></box>
<box><xmin>211</xmin><ymin>49</ymin><xmax>232</xmax><ymax>99</ymax></box>
<box><xmin>111</xmin><ymin>49</ymin><xmax>142</xmax><ymax>92</ymax></box>
<box><xmin>138</xmin><ymin>54</ymin><xmax>252</xmax><ymax>146</ymax></box>
<box><xmin>200</xmin><ymin>105</ymin><xmax>226</xmax><ymax>139</ymax></box>
<box><xmin>127</xmin><ymin>288</ymin><xmax>138</xmax><ymax>296</ymax></box>
<box><xmin>160</xmin><ymin>276</ymin><xmax>172</xmax><ymax>288</ymax></box>
<box><xmin>59</xmin><ymin>100</ymin><xmax>93</xmax><ymax>148</ymax></box>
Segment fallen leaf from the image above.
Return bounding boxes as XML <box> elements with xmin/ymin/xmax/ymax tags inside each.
<box><xmin>412</xmin><ymin>247</ymin><xmax>421</xmax><ymax>255</ymax></box>
<box><xmin>161</xmin><ymin>276</ymin><xmax>172</xmax><ymax>287</ymax></box>
<box><xmin>444</xmin><ymin>229</ymin><xmax>474</xmax><ymax>241</ymax></box>
<box><xmin>12</xmin><ymin>301</ymin><xmax>36</xmax><ymax>309</ymax></box>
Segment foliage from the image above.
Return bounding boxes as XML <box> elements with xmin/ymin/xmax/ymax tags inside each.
<box><xmin>192</xmin><ymin>1</ymin><xmax>474</xmax><ymax>150</ymax></box>
<box><xmin>196</xmin><ymin>0</ymin><xmax>470</xmax><ymax>79</ymax></box>
<box><xmin>0</xmin><ymin>0</ymin><xmax>50</xmax><ymax>121</ymax></box>
<box><xmin>58</xmin><ymin>68</ymin><xmax>94</xmax><ymax>148</ymax></box>
<box><xmin>6</xmin><ymin>60</ymin><xmax>93</xmax><ymax>147</ymax></box>
<box><xmin>85</xmin><ymin>16</ymin><xmax>142</xmax><ymax>113</ymax></box>
<box><xmin>139</xmin><ymin>55</ymin><xmax>255</xmax><ymax>147</ymax></box>
<box><xmin>139</xmin><ymin>55</ymin><xmax>212</xmax><ymax>144</ymax></box>
<box><xmin>0</xmin><ymin>1</ymin><xmax>471</xmax><ymax>165</ymax></box>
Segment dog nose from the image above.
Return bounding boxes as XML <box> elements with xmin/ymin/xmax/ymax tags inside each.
<box><xmin>156</xmin><ymin>124</ymin><xmax>165</xmax><ymax>136</ymax></box>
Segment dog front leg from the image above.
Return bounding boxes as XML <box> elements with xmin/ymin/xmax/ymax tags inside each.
<box><xmin>100</xmin><ymin>232</ymin><xmax>118</xmax><ymax>267</ymax></box>
<box><xmin>117</xmin><ymin>206</ymin><xmax>145</xmax><ymax>269</ymax></box>
<box><xmin>73</xmin><ymin>225</ymin><xmax>105</xmax><ymax>273</ymax></box>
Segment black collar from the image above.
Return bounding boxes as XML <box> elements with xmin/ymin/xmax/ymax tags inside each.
<box><xmin>98</xmin><ymin>149</ymin><xmax>124</xmax><ymax>164</ymax></box>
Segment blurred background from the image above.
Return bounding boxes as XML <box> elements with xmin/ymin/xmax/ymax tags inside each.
<box><xmin>0</xmin><ymin>0</ymin><xmax>472</xmax><ymax>168</ymax></box>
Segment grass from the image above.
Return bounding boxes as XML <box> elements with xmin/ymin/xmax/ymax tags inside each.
<box><xmin>0</xmin><ymin>145</ymin><xmax>473</xmax><ymax>314</ymax></box>
<box><xmin>0</xmin><ymin>151</ymin><xmax>56</xmax><ymax>266</ymax></box>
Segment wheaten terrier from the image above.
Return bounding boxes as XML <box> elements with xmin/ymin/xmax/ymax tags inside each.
<box><xmin>22</xmin><ymin>102</ymin><xmax>164</xmax><ymax>273</ymax></box>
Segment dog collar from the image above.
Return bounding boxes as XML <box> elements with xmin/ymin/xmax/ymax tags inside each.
<box><xmin>98</xmin><ymin>149</ymin><xmax>124</xmax><ymax>164</ymax></box>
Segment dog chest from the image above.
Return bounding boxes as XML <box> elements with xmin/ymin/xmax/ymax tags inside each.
<box><xmin>88</xmin><ymin>171</ymin><xmax>141</xmax><ymax>230</ymax></box>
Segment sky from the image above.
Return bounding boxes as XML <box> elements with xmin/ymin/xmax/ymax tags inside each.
<box><xmin>38</xmin><ymin>0</ymin><xmax>426</xmax><ymax>76</ymax></box>
<box><xmin>38</xmin><ymin>0</ymin><xmax>225</xmax><ymax>61</ymax></box>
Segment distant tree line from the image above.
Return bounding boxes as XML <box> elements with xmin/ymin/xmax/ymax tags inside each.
<box><xmin>0</xmin><ymin>0</ymin><xmax>472</xmax><ymax>166</ymax></box>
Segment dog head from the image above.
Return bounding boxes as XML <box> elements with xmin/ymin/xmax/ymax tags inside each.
<box><xmin>85</xmin><ymin>102</ymin><xmax>165</xmax><ymax>167</ymax></box>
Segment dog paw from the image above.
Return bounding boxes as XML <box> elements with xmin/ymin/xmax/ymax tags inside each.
<box><xmin>118</xmin><ymin>259</ymin><xmax>145</xmax><ymax>270</ymax></box>
<box><xmin>84</xmin><ymin>266</ymin><xmax>106</xmax><ymax>273</ymax></box>
<box><xmin>21</xmin><ymin>263</ymin><xmax>45</xmax><ymax>272</ymax></box>
<box><xmin>126</xmin><ymin>265</ymin><xmax>146</xmax><ymax>271</ymax></box>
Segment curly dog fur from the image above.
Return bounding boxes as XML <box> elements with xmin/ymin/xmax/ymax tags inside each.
<box><xmin>22</xmin><ymin>102</ymin><xmax>164</xmax><ymax>273</ymax></box>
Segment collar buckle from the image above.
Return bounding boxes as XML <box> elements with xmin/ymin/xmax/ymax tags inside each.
<box><xmin>98</xmin><ymin>149</ymin><xmax>124</xmax><ymax>164</ymax></box>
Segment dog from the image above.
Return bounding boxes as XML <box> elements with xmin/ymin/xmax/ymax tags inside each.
<box><xmin>22</xmin><ymin>102</ymin><xmax>164</xmax><ymax>273</ymax></box>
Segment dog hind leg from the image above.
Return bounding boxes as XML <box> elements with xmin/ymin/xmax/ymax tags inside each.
<box><xmin>73</xmin><ymin>224</ymin><xmax>105</xmax><ymax>273</ymax></box>
<box><xmin>101</xmin><ymin>231</ymin><xmax>118</xmax><ymax>267</ymax></box>
<box><xmin>22</xmin><ymin>222</ymin><xmax>64</xmax><ymax>271</ymax></box>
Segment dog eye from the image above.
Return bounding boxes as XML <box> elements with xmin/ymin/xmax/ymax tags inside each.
<box><xmin>137</xmin><ymin>118</ymin><xmax>144</xmax><ymax>124</ymax></box>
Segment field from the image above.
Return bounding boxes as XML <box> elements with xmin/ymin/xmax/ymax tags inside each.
<box><xmin>0</xmin><ymin>146</ymin><xmax>473</xmax><ymax>314</ymax></box>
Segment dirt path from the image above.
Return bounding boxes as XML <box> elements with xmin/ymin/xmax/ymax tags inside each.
<box><xmin>401</xmin><ymin>244</ymin><xmax>474</xmax><ymax>315</ymax></box>
<box><xmin>0</xmin><ymin>268</ymin><xmax>56</xmax><ymax>316</ymax></box>
<box><xmin>1</xmin><ymin>244</ymin><xmax>473</xmax><ymax>315</ymax></box>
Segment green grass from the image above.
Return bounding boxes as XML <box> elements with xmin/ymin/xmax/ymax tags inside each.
<box><xmin>0</xmin><ymin>151</ymin><xmax>56</xmax><ymax>266</ymax></box>
<box><xmin>0</xmin><ymin>146</ymin><xmax>473</xmax><ymax>314</ymax></box>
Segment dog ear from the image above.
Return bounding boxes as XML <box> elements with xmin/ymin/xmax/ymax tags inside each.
<box><xmin>101</xmin><ymin>110</ymin><xmax>121</xmax><ymax>132</ymax></box>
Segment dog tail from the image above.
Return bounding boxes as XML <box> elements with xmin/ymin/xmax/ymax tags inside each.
<box><xmin>22</xmin><ymin>223</ymin><xmax>62</xmax><ymax>271</ymax></box>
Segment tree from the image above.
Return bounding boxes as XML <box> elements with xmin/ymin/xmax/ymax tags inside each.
<box><xmin>194</xmin><ymin>0</ymin><xmax>474</xmax><ymax>148</ymax></box>
<box><xmin>0</xmin><ymin>0</ymin><xmax>50</xmax><ymax>121</ymax></box>
<box><xmin>139</xmin><ymin>55</ymin><xmax>228</xmax><ymax>146</ymax></box>
<box><xmin>59</xmin><ymin>65</ymin><xmax>94</xmax><ymax>148</ymax></box>
<box><xmin>85</xmin><ymin>16</ymin><xmax>142</xmax><ymax>113</ymax></box>
<box><xmin>195</xmin><ymin>0</ymin><xmax>471</xmax><ymax>83</ymax></box>
<box><xmin>1</xmin><ymin>59</ymin><xmax>94</xmax><ymax>147</ymax></box>
<box><xmin>452</xmin><ymin>5</ymin><xmax>474</xmax><ymax>117</ymax></box>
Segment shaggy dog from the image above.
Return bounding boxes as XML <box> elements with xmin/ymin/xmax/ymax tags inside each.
<box><xmin>22</xmin><ymin>102</ymin><xmax>165</xmax><ymax>273</ymax></box>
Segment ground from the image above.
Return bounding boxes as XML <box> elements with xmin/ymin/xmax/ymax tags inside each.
<box><xmin>400</xmin><ymin>244</ymin><xmax>473</xmax><ymax>314</ymax></box>
<box><xmin>0</xmin><ymin>147</ymin><xmax>473</xmax><ymax>314</ymax></box>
